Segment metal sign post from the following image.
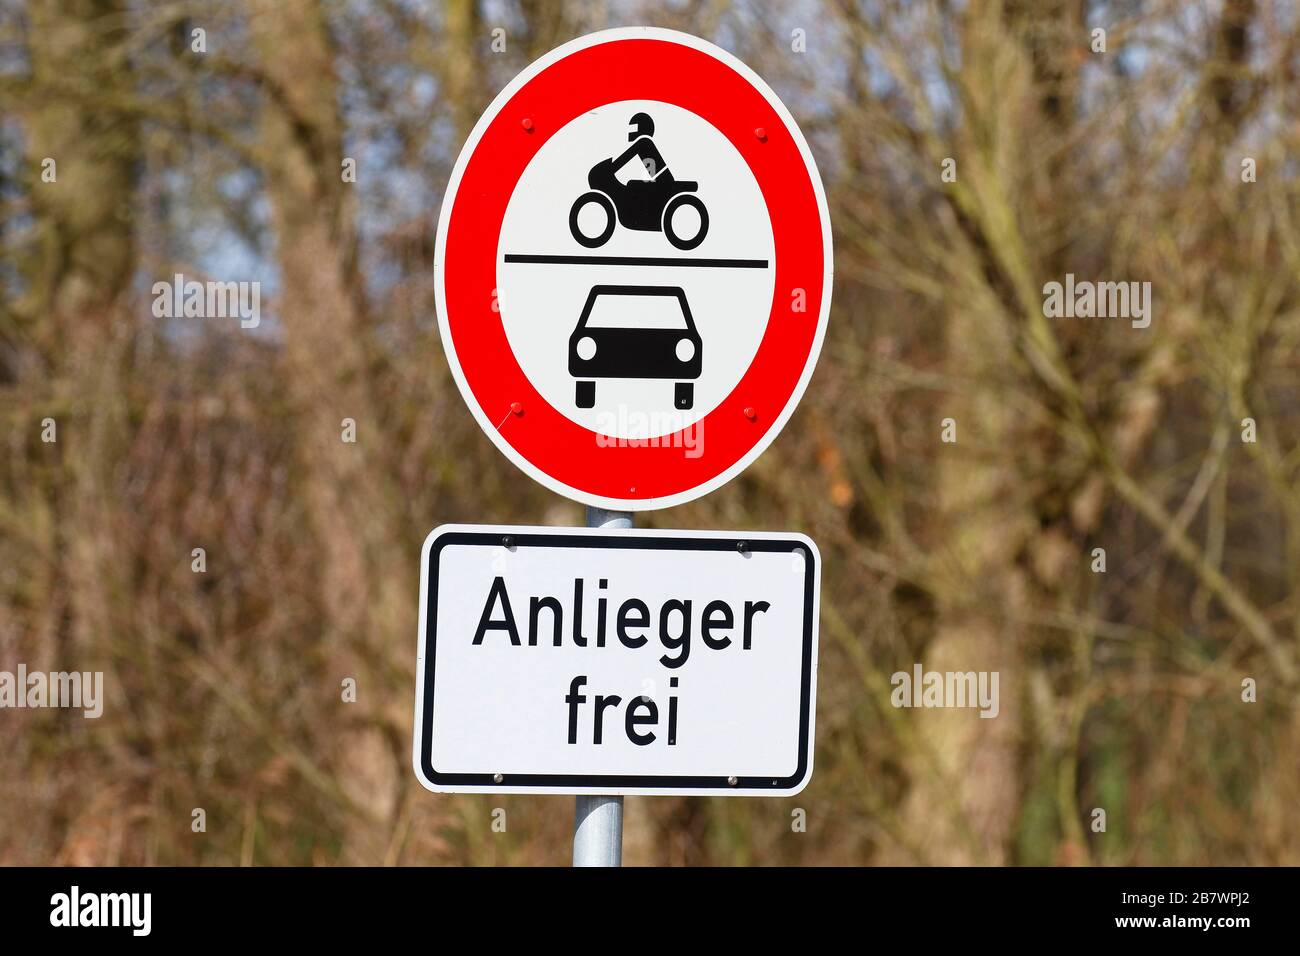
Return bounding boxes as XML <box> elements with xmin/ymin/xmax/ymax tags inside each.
<box><xmin>573</xmin><ymin>505</ymin><xmax>630</xmax><ymax>867</ymax></box>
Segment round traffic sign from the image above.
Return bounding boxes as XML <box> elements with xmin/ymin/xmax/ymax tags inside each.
<box><xmin>435</xmin><ymin>27</ymin><xmax>832</xmax><ymax>511</ymax></box>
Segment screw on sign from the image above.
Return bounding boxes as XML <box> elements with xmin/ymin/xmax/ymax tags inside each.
<box><xmin>434</xmin><ymin>27</ymin><xmax>833</xmax><ymax>511</ymax></box>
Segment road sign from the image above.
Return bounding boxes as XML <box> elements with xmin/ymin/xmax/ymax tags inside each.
<box><xmin>412</xmin><ymin>525</ymin><xmax>820</xmax><ymax>796</ymax></box>
<box><xmin>435</xmin><ymin>28</ymin><xmax>833</xmax><ymax>511</ymax></box>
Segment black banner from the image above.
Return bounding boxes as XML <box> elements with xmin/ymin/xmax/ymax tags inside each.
<box><xmin>0</xmin><ymin>866</ymin><xmax>1280</xmax><ymax>943</ymax></box>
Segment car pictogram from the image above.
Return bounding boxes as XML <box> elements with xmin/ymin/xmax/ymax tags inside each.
<box><xmin>568</xmin><ymin>285</ymin><xmax>703</xmax><ymax>410</ymax></box>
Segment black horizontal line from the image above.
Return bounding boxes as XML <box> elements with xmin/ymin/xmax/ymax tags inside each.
<box><xmin>503</xmin><ymin>254</ymin><xmax>769</xmax><ymax>269</ymax></box>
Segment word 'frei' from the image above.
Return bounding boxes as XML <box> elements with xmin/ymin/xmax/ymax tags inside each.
<box><xmin>1042</xmin><ymin>273</ymin><xmax>1152</xmax><ymax>329</ymax></box>
<box><xmin>890</xmin><ymin>663</ymin><xmax>999</xmax><ymax>718</ymax></box>
<box><xmin>0</xmin><ymin>665</ymin><xmax>102</xmax><ymax>718</ymax></box>
<box><xmin>151</xmin><ymin>272</ymin><xmax>261</xmax><ymax>329</ymax></box>
<box><xmin>472</xmin><ymin>575</ymin><xmax>770</xmax><ymax>746</ymax></box>
<box><xmin>594</xmin><ymin>408</ymin><xmax>703</xmax><ymax>458</ymax></box>
<box><xmin>50</xmin><ymin>886</ymin><xmax>151</xmax><ymax>936</ymax></box>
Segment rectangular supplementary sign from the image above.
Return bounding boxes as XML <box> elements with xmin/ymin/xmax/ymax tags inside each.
<box><xmin>412</xmin><ymin>525</ymin><xmax>820</xmax><ymax>796</ymax></box>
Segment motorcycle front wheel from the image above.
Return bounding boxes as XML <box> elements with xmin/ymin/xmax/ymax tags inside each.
<box><xmin>663</xmin><ymin>194</ymin><xmax>708</xmax><ymax>250</ymax></box>
<box><xmin>569</xmin><ymin>192</ymin><xmax>616</xmax><ymax>248</ymax></box>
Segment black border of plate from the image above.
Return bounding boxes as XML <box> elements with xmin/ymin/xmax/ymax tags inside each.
<box><xmin>417</xmin><ymin>529</ymin><xmax>817</xmax><ymax>791</ymax></box>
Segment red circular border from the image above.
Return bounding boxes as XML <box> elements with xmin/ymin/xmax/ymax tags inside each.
<box><xmin>444</xmin><ymin>37</ymin><xmax>825</xmax><ymax>503</ymax></box>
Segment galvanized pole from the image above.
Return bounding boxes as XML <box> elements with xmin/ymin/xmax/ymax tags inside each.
<box><xmin>572</xmin><ymin>505</ymin><xmax>630</xmax><ymax>867</ymax></box>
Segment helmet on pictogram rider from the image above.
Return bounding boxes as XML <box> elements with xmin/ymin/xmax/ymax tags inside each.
<box><xmin>628</xmin><ymin>112</ymin><xmax>655</xmax><ymax>142</ymax></box>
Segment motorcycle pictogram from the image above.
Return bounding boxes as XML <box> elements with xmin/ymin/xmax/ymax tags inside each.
<box><xmin>568</xmin><ymin>112</ymin><xmax>709</xmax><ymax>251</ymax></box>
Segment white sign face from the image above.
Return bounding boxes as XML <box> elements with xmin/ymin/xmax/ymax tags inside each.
<box><xmin>497</xmin><ymin>98</ymin><xmax>777</xmax><ymax>440</ymax></box>
<box><xmin>412</xmin><ymin>525</ymin><xmax>820</xmax><ymax>796</ymax></box>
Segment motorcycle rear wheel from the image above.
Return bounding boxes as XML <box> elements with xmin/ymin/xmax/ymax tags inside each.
<box><xmin>569</xmin><ymin>192</ymin><xmax>616</xmax><ymax>248</ymax></box>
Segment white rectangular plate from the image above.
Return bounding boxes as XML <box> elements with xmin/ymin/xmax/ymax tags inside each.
<box><xmin>412</xmin><ymin>524</ymin><xmax>819</xmax><ymax>796</ymax></box>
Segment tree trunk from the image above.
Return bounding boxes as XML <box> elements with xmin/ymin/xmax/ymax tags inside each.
<box><xmin>15</xmin><ymin>0</ymin><xmax>140</xmax><ymax>862</ymax></box>
<box><xmin>247</xmin><ymin>0</ymin><xmax>407</xmax><ymax>862</ymax></box>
